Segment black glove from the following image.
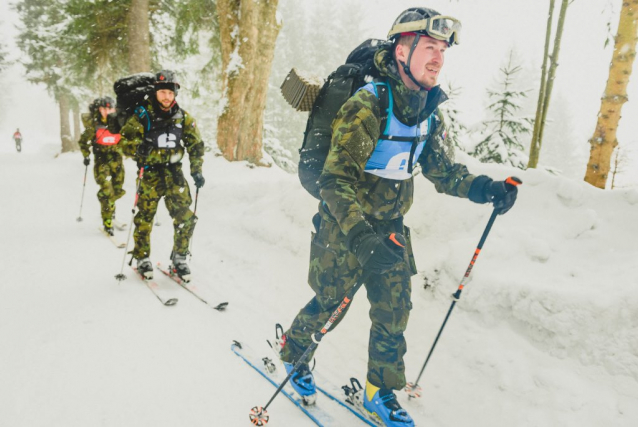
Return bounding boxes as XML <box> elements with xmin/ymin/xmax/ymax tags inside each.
<box><xmin>347</xmin><ymin>223</ymin><xmax>406</xmax><ymax>275</ymax></box>
<box><xmin>83</xmin><ymin>157</ymin><xmax>90</xmax><ymax>166</ymax></box>
<box><xmin>192</xmin><ymin>172</ymin><xmax>205</xmax><ymax>188</ymax></box>
<box><xmin>484</xmin><ymin>177</ymin><xmax>522</xmax><ymax>215</ymax></box>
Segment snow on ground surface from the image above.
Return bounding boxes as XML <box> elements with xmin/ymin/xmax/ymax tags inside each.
<box><xmin>1</xmin><ymin>146</ymin><xmax>637</xmax><ymax>427</ymax></box>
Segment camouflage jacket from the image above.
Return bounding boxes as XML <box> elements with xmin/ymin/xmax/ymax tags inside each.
<box><xmin>119</xmin><ymin>101</ymin><xmax>204</xmax><ymax>175</ymax></box>
<box><xmin>319</xmin><ymin>46</ymin><xmax>481</xmax><ymax>236</ymax></box>
<box><xmin>78</xmin><ymin>114</ymin><xmax>122</xmax><ymax>160</ymax></box>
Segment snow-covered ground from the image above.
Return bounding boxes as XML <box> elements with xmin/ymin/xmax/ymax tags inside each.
<box><xmin>1</xmin><ymin>146</ymin><xmax>637</xmax><ymax>427</ymax></box>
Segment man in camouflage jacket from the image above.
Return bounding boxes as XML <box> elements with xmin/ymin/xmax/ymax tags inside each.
<box><xmin>78</xmin><ymin>96</ymin><xmax>125</xmax><ymax>235</ymax></box>
<box><xmin>279</xmin><ymin>8</ymin><xmax>518</xmax><ymax>427</ymax></box>
<box><xmin>119</xmin><ymin>70</ymin><xmax>205</xmax><ymax>282</ymax></box>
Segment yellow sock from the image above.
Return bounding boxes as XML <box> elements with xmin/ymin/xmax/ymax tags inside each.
<box><xmin>365</xmin><ymin>380</ymin><xmax>380</xmax><ymax>402</ymax></box>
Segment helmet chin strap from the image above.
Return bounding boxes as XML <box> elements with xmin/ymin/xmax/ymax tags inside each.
<box><xmin>399</xmin><ymin>34</ymin><xmax>428</xmax><ymax>91</ymax></box>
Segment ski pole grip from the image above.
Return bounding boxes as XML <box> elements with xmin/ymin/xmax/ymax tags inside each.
<box><xmin>505</xmin><ymin>176</ymin><xmax>522</xmax><ymax>187</ymax></box>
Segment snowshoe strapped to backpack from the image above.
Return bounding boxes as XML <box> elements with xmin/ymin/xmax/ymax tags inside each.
<box><xmin>296</xmin><ymin>39</ymin><xmax>390</xmax><ymax>200</ymax></box>
<box><xmin>108</xmin><ymin>72</ymin><xmax>155</xmax><ymax>134</ymax></box>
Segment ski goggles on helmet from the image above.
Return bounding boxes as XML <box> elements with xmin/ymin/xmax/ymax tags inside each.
<box><xmin>388</xmin><ymin>15</ymin><xmax>461</xmax><ymax>45</ymax></box>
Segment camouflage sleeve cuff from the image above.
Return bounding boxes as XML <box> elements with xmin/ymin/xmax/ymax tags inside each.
<box><xmin>340</xmin><ymin>213</ymin><xmax>369</xmax><ymax>236</ymax></box>
<box><xmin>467</xmin><ymin>175</ymin><xmax>492</xmax><ymax>204</ymax></box>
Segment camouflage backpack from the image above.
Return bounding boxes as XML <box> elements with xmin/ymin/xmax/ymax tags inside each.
<box><xmin>287</xmin><ymin>39</ymin><xmax>391</xmax><ymax>200</ymax></box>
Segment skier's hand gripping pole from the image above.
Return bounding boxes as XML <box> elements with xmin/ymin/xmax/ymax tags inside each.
<box><xmin>405</xmin><ymin>177</ymin><xmax>522</xmax><ymax>399</ymax></box>
<box><xmin>249</xmin><ymin>233</ymin><xmax>406</xmax><ymax>425</ymax></box>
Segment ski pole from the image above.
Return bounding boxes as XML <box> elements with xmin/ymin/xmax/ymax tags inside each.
<box><xmin>115</xmin><ymin>165</ymin><xmax>145</xmax><ymax>282</ymax></box>
<box><xmin>405</xmin><ymin>176</ymin><xmax>522</xmax><ymax>399</ymax></box>
<box><xmin>188</xmin><ymin>187</ymin><xmax>200</xmax><ymax>262</ymax></box>
<box><xmin>249</xmin><ymin>269</ymin><xmax>374</xmax><ymax>426</ymax></box>
<box><xmin>76</xmin><ymin>164</ymin><xmax>89</xmax><ymax>222</ymax></box>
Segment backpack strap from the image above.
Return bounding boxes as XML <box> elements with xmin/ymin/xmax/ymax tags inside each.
<box><xmin>371</xmin><ymin>79</ymin><xmax>391</xmax><ymax>138</ymax></box>
<box><xmin>134</xmin><ymin>106</ymin><xmax>152</xmax><ymax>132</ymax></box>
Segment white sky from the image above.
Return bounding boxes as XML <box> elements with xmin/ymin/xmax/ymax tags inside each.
<box><xmin>1</xmin><ymin>0</ymin><xmax>636</xmax><ymax>186</ymax></box>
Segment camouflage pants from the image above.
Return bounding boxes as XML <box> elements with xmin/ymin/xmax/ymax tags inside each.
<box><xmin>132</xmin><ymin>163</ymin><xmax>197</xmax><ymax>259</ymax></box>
<box><xmin>93</xmin><ymin>153</ymin><xmax>125</xmax><ymax>223</ymax></box>
<box><xmin>281</xmin><ymin>214</ymin><xmax>417</xmax><ymax>391</ymax></box>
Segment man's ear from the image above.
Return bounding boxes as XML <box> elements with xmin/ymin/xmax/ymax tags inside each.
<box><xmin>394</xmin><ymin>43</ymin><xmax>407</xmax><ymax>63</ymax></box>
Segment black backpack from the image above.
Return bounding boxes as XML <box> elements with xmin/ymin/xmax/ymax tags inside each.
<box><xmin>298</xmin><ymin>39</ymin><xmax>392</xmax><ymax>199</ymax></box>
<box><xmin>108</xmin><ymin>72</ymin><xmax>155</xmax><ymax>133</ymax></box>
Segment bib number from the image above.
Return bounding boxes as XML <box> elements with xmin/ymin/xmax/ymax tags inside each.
<box><xmin>157</xmin><ymin>132</ymin><xmax>178</xmax><ymax>149</ymax></box>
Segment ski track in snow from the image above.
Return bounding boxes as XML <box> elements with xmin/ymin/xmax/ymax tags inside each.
<box><xmin>1</xmin><ymin>147</ymin><xmax>637</xmax><ymax>427</ymax></box>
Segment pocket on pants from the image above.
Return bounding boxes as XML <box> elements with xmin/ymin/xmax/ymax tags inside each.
<box><xmin>308</xmin><ymin>224</ymin><xmax>340</xmax><ymax>301</ymax></box>
<box><xmin>403</xmin><ymin>226</ymin><xmax>418</xmax><ymax>276</ymax></box>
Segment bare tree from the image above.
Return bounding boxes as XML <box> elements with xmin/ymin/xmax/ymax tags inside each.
<box><xmin>216</xmin><ymin>0</ymin><xmax>281</xmax><ymax>164</ymax></box>
<box><xmin>610</xmin><ymin>145</ymin><xmax>629</xmax><ymax>189</ymax></box>
<box><xmin>584</xmin><ymin>0</ymin><xmax>638</xmax><ymax>188</ymax></box>
<box><xmin>527</xmin><ymin>0</ymin><xmax>570</xmax><ymax>168</ymax></box>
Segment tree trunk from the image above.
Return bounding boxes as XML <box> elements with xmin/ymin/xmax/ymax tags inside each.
<box><xmin>528</xmin><ymin>0</ymin><xmax>569</xmax><ymax>169</ymax></box>
<box><xmin>584</xmin><ymin>0</ymin><xmax>638</xmax><ymax>189</ymax></box>
<box><xmin>216</xmin><ymin>0</ymin><xmax>281</xmax><ymax>164</ymax></box>
<box><xmin>127</xmin><ymin>0</ymin><xmax>151</xmax><ymax>73</ymax></box>
<box><xmin>72</xmin><ymin>104</ymin><xmax>81</xmax><ymax>142</ymax></box>
<box><xmin>527</xmin><ymin>0</ymin><xmax>554</xmax><ymax>168</ymax></box>
<box><xmin>59</xmin><ymin>92</ymin><xmax>76</xmax><ymax>153</ymax></box>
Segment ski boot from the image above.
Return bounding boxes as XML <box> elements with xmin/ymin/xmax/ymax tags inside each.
<box><xmin>363</xmin><ymin>380</ymin><xmax>414</xmax><ymax>427</ymax></box>
<box><xmin>103</xmin><ymin>218</ymin><xmax>114</xmax><ymax>236</ymax></box>
<box><xmin>284</xmin><ymin>361</ymin><xmax>317</xmax><ymax>405</ymax></box>
<box><xmin>170</xmin><ymin>252</ymin><xmax>191</xmax><ymax>283</ymax></box>
<box><xmin>136</xmin><ymin>257</ymin><xmax>154</xmax><ymax>280</ymax></box>
<box><xmin>268</xmin><ymin>323</ymin><xmax>317</xmax><ymax>405</ymax></box>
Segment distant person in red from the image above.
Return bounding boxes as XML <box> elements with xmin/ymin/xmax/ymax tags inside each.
<box><xmin>13</xmin><ymin>128</ymin><xmax>22</xmax><ymax>153</ymax></box>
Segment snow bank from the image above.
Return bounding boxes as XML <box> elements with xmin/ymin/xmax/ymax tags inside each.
<box><xmin>2</xmin><ymin>149</ymin><xmax>637</xmax><ymax>426</ymax></box>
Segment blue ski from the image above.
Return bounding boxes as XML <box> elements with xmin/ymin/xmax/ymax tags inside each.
<box><xmin>231</xmin><ymin>341</ymin><xmax>377</xmax><ymax>426</ymax></box>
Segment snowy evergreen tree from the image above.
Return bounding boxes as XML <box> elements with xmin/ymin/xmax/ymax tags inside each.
<box><xmin>151</xmin><ymin>0</ymin><xmax>222</xmax><ymax>149</ymax></box>
<box><xmin>439</xmin><ymin>82</ymin><xmax>468</xmax><ymax>153</ymax></box>
<box><xmin>15</xmin><ymin>0</ymin><xmax>81</xmax><ymax>152</ymax></box>
<box><xmin>0</xmin><ymin>39</ymin><xmax>7</xmax><ymax>73</ymax></box>
<box><xmin>63</xmin><ymin>0</ymin><xmax>129</xmax><ymax>95</ymax></box>
<box><xmin>470</xmin><ymin>50</ymin><xmax>532</xmax><ymax>169</ymax></box>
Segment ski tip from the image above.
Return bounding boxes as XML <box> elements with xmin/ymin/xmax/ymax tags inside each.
<box><xmin>232</xmin><ymin>340</ymin><xmax>243</xmax><ymax>350</ymax></box>
<box><xmin>214</xmin><ymin>302</ymin><xmax>229</xmax><ymax>311</ymax></box>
